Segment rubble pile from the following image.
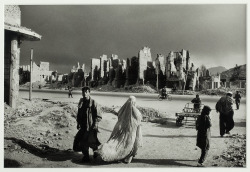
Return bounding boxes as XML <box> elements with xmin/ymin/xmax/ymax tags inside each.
<box><xmin>96</xmin><ymin>85</ymin><xmax>120</xmax><ymax>92</ymax></box>
<box><xmin>100</xmin><ymin>106</ymin><xmax>119</xmax><ymax>115</ymax></box>
<box><xmin>131</xmin><ymin>85</ymin><xmax>156</xmax><ymax>93</ymax></box>
<box><xmin>99</xmin><ymin>104</ymin><xmax>163</xmax><ymax>122</ymax></box>
<box><xmin>4</xmin><ymin>98</ymin><xmax>78</xmax><ymax>154</ymax></box>
<box><xmin>200</xmin><ymin>88</ymin><xmax>246</xmax><ymax>97</ymax></box>
<box><xmin>137</xmin><ymin>106</ymin><xmax>162</xmax><ymax>121</ymax></box>
<box><xmin>4</xmin><ymin>98</ymin><xmax>53</xmax><ymax>123</ymax></box>
<box><xmin>38</xmin><ymin>111</ymin><xmax>71</xmax><ymax>129</ymax></box>
<box><xmin>95</xmin><ymin>84</ymin><xmax>157</xmax><ymax>93</ymax></box>
<box><xmin>212</xmin><ymin>134</ymin><xmax>246</xmax><ymax>167</ymax></box>
<box><xmin>62</xmin><ymin>104</ymin><xmax>78</xmax><ymax>118</ymax></box>
<box><xmin>223</xmin><ymin>134</ymin><xmax>246</xmax><ymax>167</ymax></box>
<box><xmin>20</xmin><ymin>81</ymin><xmax>46</xmax><ymax>89</ymax></box>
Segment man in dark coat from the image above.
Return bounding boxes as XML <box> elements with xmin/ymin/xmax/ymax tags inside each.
<box><xmin>233</xmin><ymin>91</ymin><xmax>241</xmax><ymax>110</ymax></box>
<box><xmin>73</xmin><ymin>86</ymin><xmax>102</xmax><ymax>163</ymax></box>
<box><xmin>191</xmin><ymin>94</ymin><xmax>201</xmax><ymax>112</ymax></box>
<box><xmin>215</xmin><ymin>91</ymin><xmax>234</xmax><ymax>137</ymax></box>
<box><xmin>196</xmin><ymin>105</ymin><xmax>212</xmax><ymax>166</ymax></box>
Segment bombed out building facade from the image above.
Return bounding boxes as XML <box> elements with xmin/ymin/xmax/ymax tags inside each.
<box><xmin>87</xmin><ymin>47</ymin><xmax>200</xmax><ymax>90</ymax></box>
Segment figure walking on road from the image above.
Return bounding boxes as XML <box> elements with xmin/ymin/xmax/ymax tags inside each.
<box><xmin>215</xmin><ymin>91</ymin><xmax>234</xmax><ymax>137</ymax></box>
<box><xmin>95</xmin><ymin>96</ymin><xmax>143</xmax><ymax>163</ymax></box>
<box><xmin>68</xmin><ymin>86</ymin><xmax>73</xmax><ymax>98</ymax></box>
<box><xmin>234</xmin><ymin>91</ymin><xmax>241</xmax><ymax>110</ymax></box>
<box><xmin>73</xmin><ymin>86</ymin><xmax>102</xmax><ymax>163</ymax></box>
<box><xmin>196</xmin><ymin>105</ymin><xmax>212</xmax><ymax>167</ymax></box>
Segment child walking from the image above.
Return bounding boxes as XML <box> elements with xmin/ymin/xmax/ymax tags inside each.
<box><xmin>196</xmin><ymin>105</ymin><xmax>212</xmax><ymax>167</ymax></box>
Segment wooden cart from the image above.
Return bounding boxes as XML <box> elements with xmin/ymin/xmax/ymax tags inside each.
<box><xmin>175</xmin><ymin>103</ymin><xmax>204</xmax><ymax>126</ymax></box>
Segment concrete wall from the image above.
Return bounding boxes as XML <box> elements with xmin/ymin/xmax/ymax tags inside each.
<box><xmin>5</xmin><ymin>5</ymin><xmax>21</xmax><ymax>26</ymax></box>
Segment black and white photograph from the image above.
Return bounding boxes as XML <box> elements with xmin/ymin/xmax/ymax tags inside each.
<box><xmin>2</xmin><ymin>0</ymin><xmax>248</xmax><ymax>168</ymax></box>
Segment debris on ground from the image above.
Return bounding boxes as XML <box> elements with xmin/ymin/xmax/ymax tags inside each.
<box><xmin>212</xmin><ymin>134</ymin><xmax>246</xmax><ymax>167</ymax></box>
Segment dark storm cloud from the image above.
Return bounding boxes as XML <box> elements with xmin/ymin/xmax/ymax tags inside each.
<box><xmin>19</xmin><ymin>5</ymin><xmax>246</xmax><ymax>73</ymax></box>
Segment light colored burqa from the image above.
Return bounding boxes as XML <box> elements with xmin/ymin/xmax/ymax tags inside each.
<box><xmin>96</xmin><ymin>96</ymin><xmax>142</xmax><ymax>163</ymax></box>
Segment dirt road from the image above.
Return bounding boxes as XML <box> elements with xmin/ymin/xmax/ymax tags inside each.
<box><xmin>4</xmin><ymin>90</ymin><xmax>246</xmax><ymax>167</ymax></box>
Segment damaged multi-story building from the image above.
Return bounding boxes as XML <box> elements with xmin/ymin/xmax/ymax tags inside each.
<box><xmin>67</xmin><ymin>62</ymin><xmax>86</xmax><ymax>87</ymax></box>
<box><xmin>20</xmin><ymin>61</ymin><xmax>54</xmax><ymax>84</ymax></box>
<box><xmin>165</xmin><ymin>50</ymin><xmax>199</xmax><ymax>90</ymax></box>
<box><xmin>88</xmin><ymin>47</ymin><xmax>200</xmax><ymax>91</ymax></box>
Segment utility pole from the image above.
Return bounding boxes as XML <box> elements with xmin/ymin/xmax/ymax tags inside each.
<box><xmin>29</xmin><ymin>48</ymin><xmax>33</xmax><ymax>101</ymax></box>
<box><xmin>183</xmin><ymin>71</ymin><xmax>188</xmax><ymax>95</ymax></box>
<box><xmin>156</xmin><ymin>73</ymin><xmax>159</xmax><ymax>91</ymax></box>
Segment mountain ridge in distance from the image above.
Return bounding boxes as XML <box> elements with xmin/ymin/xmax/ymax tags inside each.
<box><xmin>208</xmin><ymin>66</ymin><xmax>227</xmax><ymax>75</ymax></box>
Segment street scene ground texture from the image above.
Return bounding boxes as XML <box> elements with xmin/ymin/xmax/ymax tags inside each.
<box><xmin>4</xmin><ymin>90</ymin><xmax>246</xmax><ymax>168</ymax></box>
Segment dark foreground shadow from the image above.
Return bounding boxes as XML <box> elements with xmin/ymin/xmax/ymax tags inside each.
<box><xmin>149</xmin><ymin>118</ymin><xmax>179</xmax><ymax>129</ymax></box>
<box><xmin>144</xmin><ymin>134</ymin><xmax>227</xmax><ymax>139</ymax></box>
<box><xmin>149</xmin><ymin>117</ymin><xmax>197</xmax><ymax>129</ymax></box>
<box><xmin>4</xmin><ymin>137</ymin><xmax>124</xmax><ymax>167</ymax></box>
<box><xmin>132</xmin><ymin>158</ymin><xmax>196</xmax><ymax>167</ymax></box>
<box><xmin>143</xmin><ymin>134</ymin><xmax>196</xmax><ymax>138</ymax></box>
<box><xmin>4</xmin><ymin>158</ymin><xmax>22</xmax><ymax>168</ymax></box>
<box><xmin>5</xmin><ymin>137</ymin><xmax>82</xmax><ymax>164</ymax></box>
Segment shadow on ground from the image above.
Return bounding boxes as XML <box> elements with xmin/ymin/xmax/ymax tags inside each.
<box><xmin>148</xmin><ymin>118</ymin><xmax>179</xmax><ymax>129</ymax></box>
<box><xmin>234</xmin><ymin>121</ymin><xmax>246</xmax><ymax>127</ymax></box>
<box><xmin>4</xmin><ymin>158</ymin><xmax>22</xmax><ymax>168</ymax></box>
<box><xmin>148</xmin><ymin>117</ymin><xmax>197</xmax><ymax>129</ymax></box>
<box><xmin>5</xmin><ymin>137</ymin><xmax>82</xmax><ymax>163</ymax></box>
<box><xmin>132</xmin><ymin>158</ymin><xmax>196</xmax><ymax>167</ymax></box>
<box><xmin>143</xmin><ymin>134</ymin><xmax>229</xmax><ymax>139</ymax></box>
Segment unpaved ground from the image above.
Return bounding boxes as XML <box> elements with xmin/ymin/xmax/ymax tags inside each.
<box><xmin>4</xmin><ymin>94</ymin><xmax>246</xmax><ymax>168</ymax></box>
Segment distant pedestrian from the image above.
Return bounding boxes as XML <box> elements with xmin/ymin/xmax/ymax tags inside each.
<box><xmin>162</xmin><ymin>86</ymin><xmax>167</xmax><ymax>98</ymax></box>
<box><xmin>233</xmin><ymin>91</ymin><xmax>241</xmax><ymax>110</ymax></box>
<box><xmin>215</xmin><ymin>91</ymin><xmax>234</xmax><ymax>137</ymax></box>
<box><xmin>191</xmin><ymin>94</ymin><xmax>201</xmax><ymax>112</ymax></box>
<box><xmin>68</xmin><ymin>87</ymin><xmax>73</xmax><ymax>98</ymax></box>
<box><xmin>196</xmin><ymin>105</ymin><xmax>212</xmax><ymax>167</ymax></box>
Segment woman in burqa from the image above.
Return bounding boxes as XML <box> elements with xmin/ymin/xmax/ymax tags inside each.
<box><xmin>95</xmin><ymin>96</ymin><xmax>142</xmax><ymax>163</ymax></box>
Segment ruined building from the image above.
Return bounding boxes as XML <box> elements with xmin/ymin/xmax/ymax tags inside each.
<box><xmin>87</xmin><ymin>47</ymin><xmax>200</xmax><ymax>91</ymax></box>
<box><xmin>165</xmin><ymin>49</ymin><xmax>199</xmax><ymax>90</ymax></box>
<box><xmin>138</xmin><ymin>46</ymin><xmax>153</xmax><ymax>85</ymax></box>
<box><xmin>68</xmin><ymin>62</ymin><xmax>86</xmax><ymax>87</ymax></box>
<box><xmin>20</xmin><ymin>61</ymin><xmax>53</xmax><ymax>83</ymax></box>
<box><xmin>89</xmin><ymin>54</ymin><xmax>127</xmax><ymax>88</ymax></box>
<box><xmin>4</xmin><ymin>5</ymin><xmax>41</xmax><ymax>108</ymax></box>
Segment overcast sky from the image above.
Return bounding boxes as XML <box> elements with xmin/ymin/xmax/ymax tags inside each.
<box><xmin>18</xmin><ymin>4</ymin><xmax>246</xmax><ymax>74</ymax></box>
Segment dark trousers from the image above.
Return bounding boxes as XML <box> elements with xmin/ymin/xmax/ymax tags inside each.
<box><xmin>219</xmin><ymin>111</ymin><xmax>234</xmax><ymax>136</ymax></box>
<box><xmin>236</xmin><ymin>101</ymin><xmax>240</xmax><ymax>110</ymax></box>
<box><xmin>198</xmin><ymin>148</ymin><xmax>208</xmax><ymax>164</ymax></box>
<box><xmin>81</xmin><ymin>130</ymin><xmax>99</xmax><ymax>158</ymax></box>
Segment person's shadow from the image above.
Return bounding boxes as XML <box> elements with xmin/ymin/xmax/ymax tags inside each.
<box><xmin>132</xmin><ymin>158</ymin><xmax>196</xmax><ymax>167</ymax></box>
<box><xmin>5</xmin><ymin>137</ymin><xmax>82</xmax><ymax>164</ymax></box>
<box><xmin>5</xmin><ymin>137</ymin><xmax>120</xmax><ymax>166</ymax></box>
<box><xmin>4</xmin><ymin>137</ymin><xmax>197</xmax><ymax>167</ymax></box>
